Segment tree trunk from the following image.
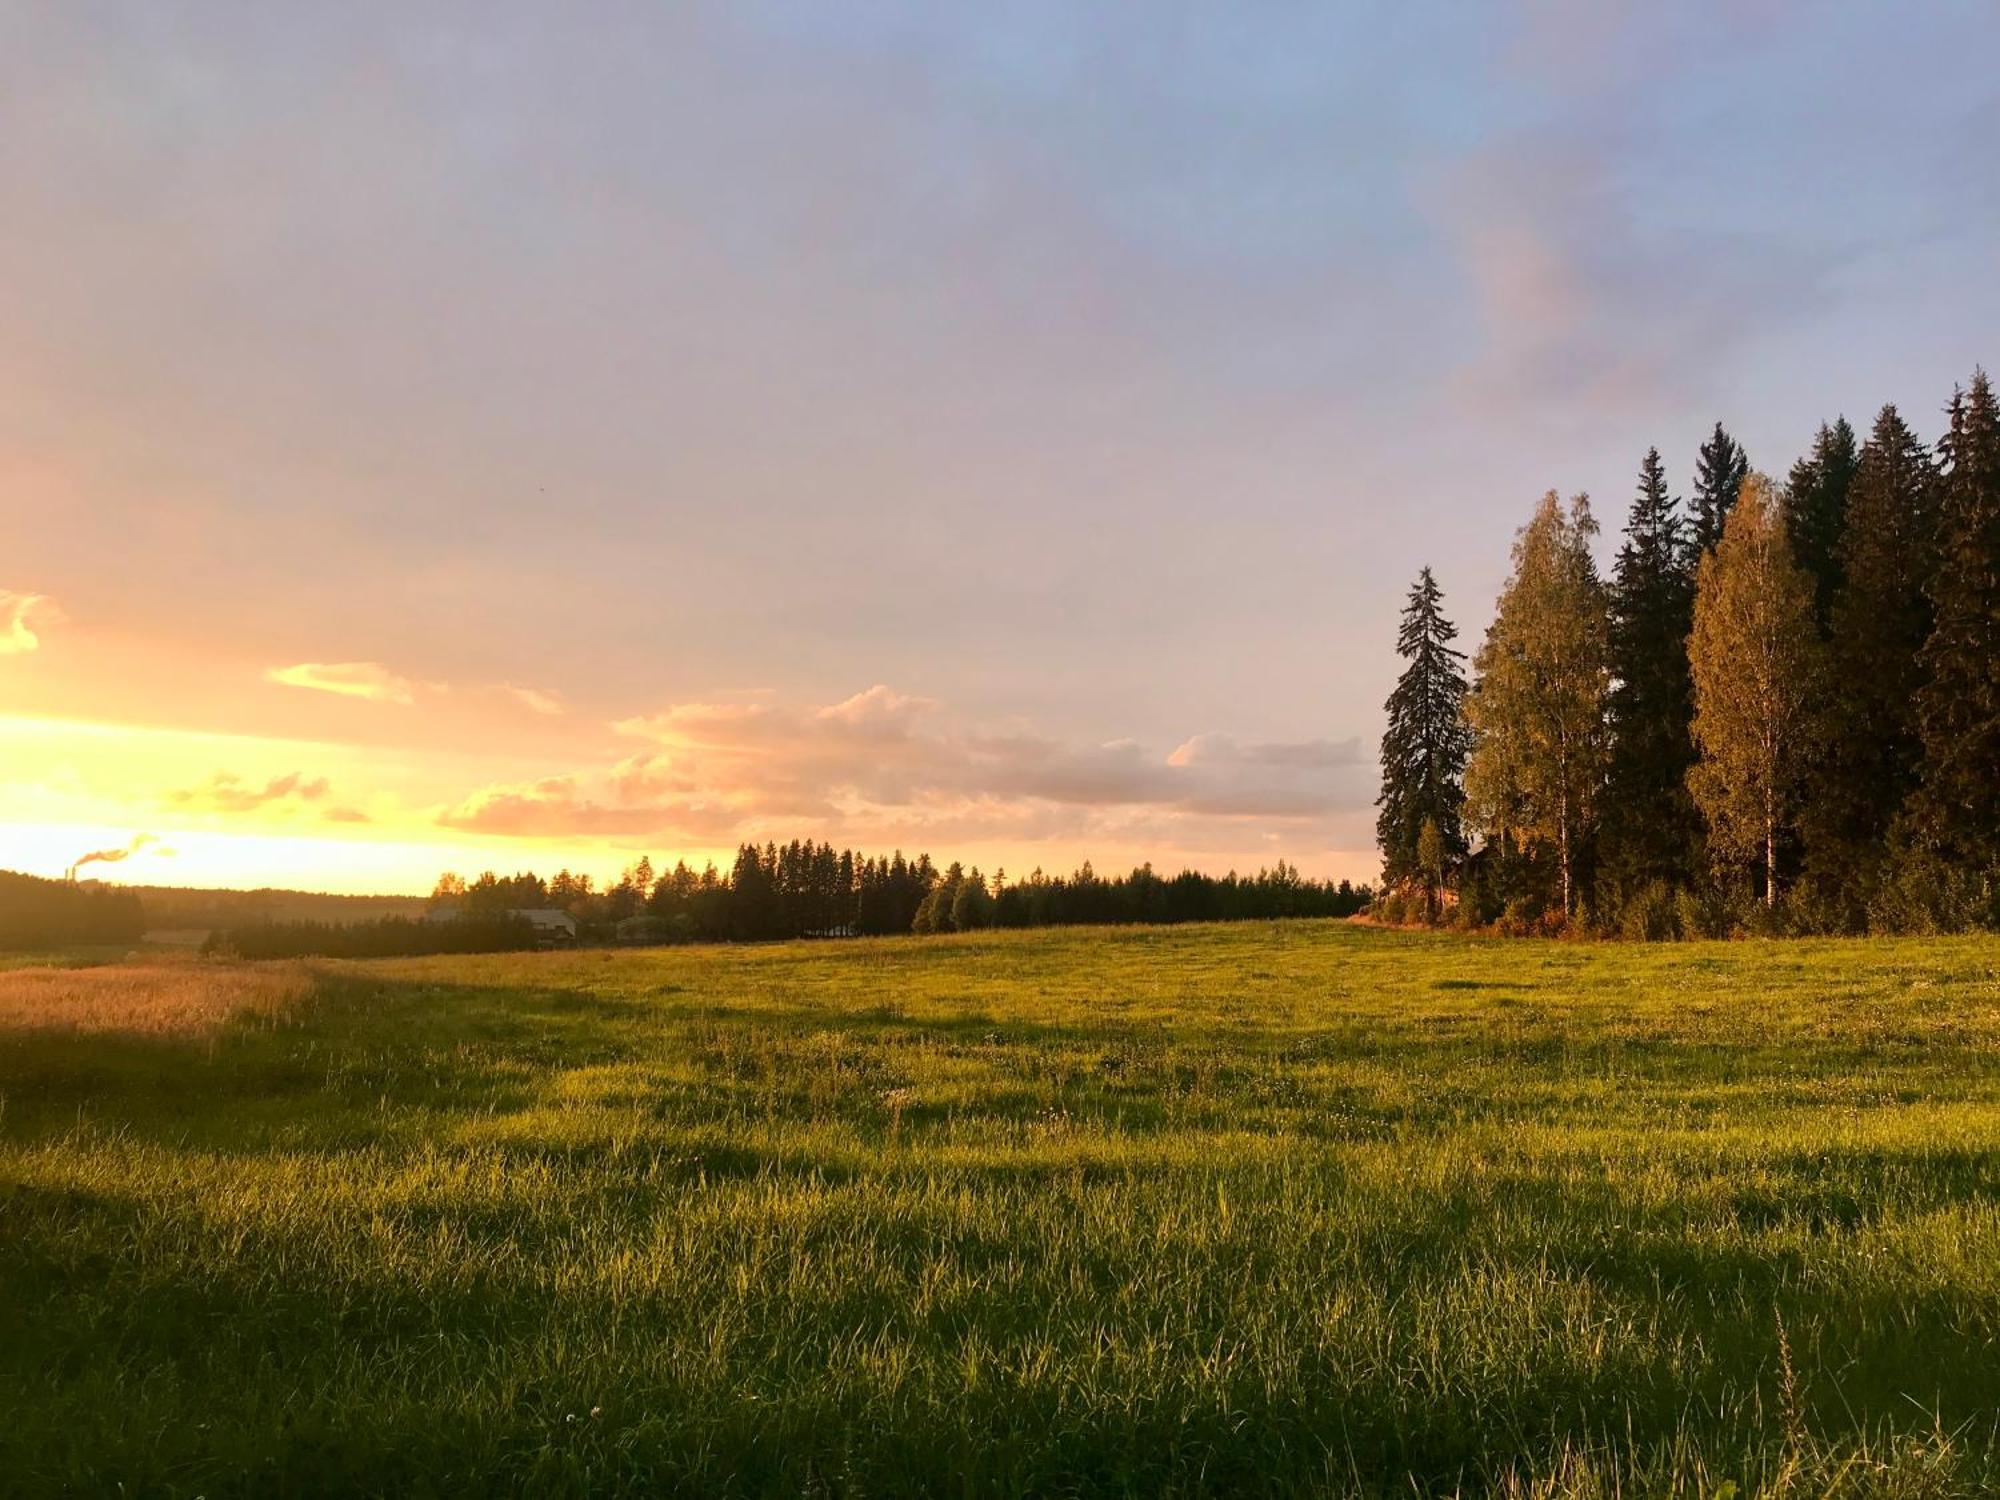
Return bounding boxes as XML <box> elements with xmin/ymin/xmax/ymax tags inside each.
<box><xmin>1559</xmin><ymin>800</ymin><xmax>1572</xmax><ymax>917</ymax></box>
<box><xmin>1764</xmin><ymin>796</ymin><xmax>1777</xmax><ymax>910</ymax></box>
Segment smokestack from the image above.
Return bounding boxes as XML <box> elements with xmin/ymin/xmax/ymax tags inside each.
<box><xmin>67</xmin><ymin>833</ymin><xmax>160</xmax><ymax>883</ymax></box>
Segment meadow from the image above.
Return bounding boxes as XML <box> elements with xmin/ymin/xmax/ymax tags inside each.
<box><xmin>4</xmin><ymin>922</ymin><xmax>2000</xmax><ymax>1497</ymax></box>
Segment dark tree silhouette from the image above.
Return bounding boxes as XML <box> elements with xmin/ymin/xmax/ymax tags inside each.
<box><xmin>1376</xmin><ymin>567</ymin><xmax>1471</xmax><ymax>891</ymax></box>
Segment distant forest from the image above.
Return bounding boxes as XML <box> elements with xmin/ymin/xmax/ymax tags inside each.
<box><xmin>437</xmin><ymin>847</ymin><xmax>1364</xmax><ymax>939</ymax></box>
<box><xmin>1378</xmin><ymin>365</ymin><xmax>1999</xmax><ymax>938</ymax></box>
<box><xmin>0</xmin><ymin>871</ymin><xmax>144</xmax><ymax>949</ymax></box>
<box><xmin>193</xmin><ymin>850</ymin><xmax>1368</xmax><ymax>958</ymax></box>
<box><xmin>0</xmin><ymin>852</ymin><xmax>1369</xmax><ymax>957</ymax></box>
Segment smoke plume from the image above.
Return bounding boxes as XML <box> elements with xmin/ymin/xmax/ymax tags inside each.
<box><xmin>67</xmin><ymin>833</ymin><xmax>165</xmax><ymax>882</ymax></box>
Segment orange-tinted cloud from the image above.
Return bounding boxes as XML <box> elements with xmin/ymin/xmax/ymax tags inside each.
<box><xmin>438</xmin><ymin>767</ymin><xmax>745</xmax><ymax>840</ymax></box>
<box><xmin>504</xmin><ymin>684</ymin><xmax>565</xmax><ymax>716</ymax></box>
<box><xmin>266</xmin><ymin>661</ymin><xmax>418</xmax><ymax>704</ymax></box>
<box><xmin>0</xmin><ymin>591</ymin><xmax>61</xmax><ymax>655</ymax></box>
<box><xmin>170</xmin><ymin>770</ymin><xmax>331</xmax><ymax>813</ymax></box>
<box><xmin>446</xmin><ymin>684</ymin><xmax>1368</xmax><ymax>843</ymax></box>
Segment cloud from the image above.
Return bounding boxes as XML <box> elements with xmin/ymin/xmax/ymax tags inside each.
<box><xmin>814</xmin><ymin>684</ymin><xmax>936</xmax><ymax>734</ymax></box>
<box><xmin>0</xmin><ymin>591</ymin><xmax>62</xmax><ymax>655</ymax></box>
<box><xmin>170</xmin><ymin>770</ymin><xmax>331</xmax><ymax>813</ymax></box>
<box><xmin>266</xmin><ymin>661</ymin><xmax>419</xmax><ymax>704</ymax></box>
<box><xmin>1166</xmin><ymin>733</ymin><xmax>1363</xmax><ymax>770</ymax></box>
<box><xmin>505</xmin><ymin>684</ymin><xmax>565</xmax><ymax>716</ymax></box>
<box><xmin>446</xmin><ymin>684</ymin><xmax>1370</xmax><ymax>843</ymax></box>
<box><xmin>322</xmin><ymin>805</ymin><xmax>373</xmax><ymax>824</ymax></box>
<box><xmin>439</xmin><ymin>769</ymin><xmax>745</xmax><ymax>840</ymax></box>
<box><xmin>1432</xmin><ymin>135</ymin><xmax>1832</xmax><ymax>414</ymax></box>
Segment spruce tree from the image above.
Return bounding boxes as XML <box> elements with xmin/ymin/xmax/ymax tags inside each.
<box><xmin>1463</xmin><ymin>494</ymin><xmax>1611</xmax><ymax>917</ymax></box>
<box><xmin>1684</xmin><ymin>422</ymin><xmax>1750</xmax><ymax>562</ymax></box>
<box><xmin>1600</xmin><ymin>447</ymin><xmax>1700</xmax><ymax>900</ymax></box>
<box><xmin>1800</xmin><ymin>405</ymin><xmax>1940</xmax><ymax>916</ymax></box>
<box><xmin>1784</xmin><ymin>416</ymin><xmax>1859</xmax><ymax>635</ymax></box>
<box><xmin>1687</xmin><ymin>475</ymin><xmax>1822</xmax><ymax>907</ymax></box>
<box><xmin>1376</xmin><ymin>567</ymin><xmax>1471</xmax><ymax>889</ymax></box>
<box><xmin>1909</xmin><ymin>371</ymin><xmax>2000</xmax><ymax>886</ymax></box>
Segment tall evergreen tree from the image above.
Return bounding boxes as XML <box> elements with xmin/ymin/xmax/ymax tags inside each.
<box><xmin>1909</xmin><ymin>371</ymin><xmax>2000</xmax><ymax>887</ymax></box>
<box><xmin>1464</xmin><ymin>493</ymin><xmax>1611</xmax><ymax>917</ymax></box>
<box><xmin>1800</xmin><ymin>405</ymin><xmax>1940</xmax><ymax>914</ymax></box>
<box><xmin>1376</xmin><ymin>567</ymin><xmax>1472</xmax><ymax>889</ymax></box>
<box><xmin>1600</xmin><ymin>447</ymin><xmax>1700</xmax><ymax>898</ymax></box>
<box><xmin>1687</xmin><ymin>475</ymin><xmax>1822</xmax><ymax>907</ymax></box>
<box><xmin>1784</xmin><ymin>416</ymin><xmax>1860</xmax><ymax>635</ymax></box>
<box><xmin>1684</xmin><ymin>422</ymin><xmax>1750</xmax><ymax>562</ymax></box>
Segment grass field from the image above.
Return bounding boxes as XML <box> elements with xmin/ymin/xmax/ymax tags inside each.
<box><xmin>4</xmin><ymin>923</ymin><xmax>2000</xmax><ymax>1497</ymax></box>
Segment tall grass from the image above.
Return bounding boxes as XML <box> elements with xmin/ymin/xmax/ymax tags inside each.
<box><xmin>0</xmin><ymin>955</ymin><xmax>309</xmax><ymax>1036</ymax></box>
<box><xmin>3</xmin><ymin>923</ymin><xmax>1999</xmax><ymax>1495</ymax></box>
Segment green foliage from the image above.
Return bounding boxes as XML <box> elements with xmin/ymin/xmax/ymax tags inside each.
<box><xmin>1377</xmin><ymin>567</ymin><xmax>1471</xmax><ymax>888</ymax></box>
<box><xmin>1464</xmin><ymin>493</ymin><xmax>1611</xmax><ymax>916</ymax></box>
<box><xmin>1909</xmin><ymin>372</ymin><xmax>2000</xmax><ymax>881</ymax></box>
<box><xmin>14</xmin><ymin>925</ymin><xmax>2000</xmax><ymax>1494</ymax></box>
<box><xmin>1688</xmin><ymin>476</ymin><xmax>1823</xmax><ymax>906</ymax></box>
<box><xmin>1402</xmin><ymin>364</ymin><xmax>1995</xmax><ymax>934</ymax></box>
<box><xmin>1673</xmin><ymin>879</ymin><xmax>1754</xmax><ymax>941</ymax></box>
<box><xmin>1414</xmin><ymin>818</ymin><xmax>1449</xmax><ymax>923</ymax></box>
<box><xmin>1785</xmin><ymin>415</ymin><xmax>1860</xmax><ymax>634</ymax></box>
<box><xmin>1802</xmin><ymin>406</ymin><xmax>1940</xmax><ymax>915</ymax></box>
<box><xmin>1866</xmin><ymin>840</ymin><xmax>1993</xmax><ymax>936</ymax></box>
<box><xmin>1601</xmin><ymin>447</ymin><xmax>1701</xmax><ymax>899</ymax></box>
<box><xmin>1613</xmin><ymin>879</ymin><xmax>1682</xmax><ymax>942</ymax></box>
<box><xmin>1684</xmin><ymin>421</ymin><xmax>1750</xmax><ymax>562</ymax></box>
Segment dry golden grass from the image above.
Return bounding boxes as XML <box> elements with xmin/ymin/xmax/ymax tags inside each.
<box><xmin>0</xmin><ymin>957</ymin><xmax>310</xmax><ymax>1038</ymax></box>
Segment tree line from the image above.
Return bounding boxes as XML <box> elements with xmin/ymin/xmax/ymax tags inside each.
<box><xmin>420</xmin><ymin>843</ymin><xmax>1370</xmax><ymax>947</ymax></box>
<box><xmin>0</xmin><ymin>870</ymin><xmax>145</xmax><ymax>950</ymax></box>
<box><xmin>1377</xmin><ymin>367</ymin><xmax>1999</xmax><ymax>938</ymax></box>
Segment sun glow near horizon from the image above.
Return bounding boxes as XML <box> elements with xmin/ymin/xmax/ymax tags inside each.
<box><xmin>0</xmin><ymin>706</ymin><xmax>1381</xmax><ymax>897</ymax></box>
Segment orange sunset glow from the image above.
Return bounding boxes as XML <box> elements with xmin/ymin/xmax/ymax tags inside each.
<box><xmin>6</xmin><ymin>5</ymin><xmax>1992</xmax><ymax>904</ymax></box>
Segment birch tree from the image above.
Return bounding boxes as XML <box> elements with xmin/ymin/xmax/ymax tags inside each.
<box><xmin>1463</xmin><ymin>492</ymin><xmax>1611</xmax><ymax>917</ymax></box>
<box><xmin>1687</xmin><ymin>474</ymin><xmax>1823</xmax><ymax>907</ymax></box>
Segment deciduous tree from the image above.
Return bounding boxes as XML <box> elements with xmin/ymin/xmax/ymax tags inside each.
<box><xmin>1687</xmin><ymin>475</ymin><xmax>1822</xmax><ymax>907</ymax></box>
<box><xmin>1464</xmin><ymin>492</ymin><xmax>1611</xmax><ymax>917</ymax></box>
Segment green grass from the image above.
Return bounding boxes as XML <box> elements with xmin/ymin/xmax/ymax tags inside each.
<box><xmin>5</xmin><ymin>923</ymin><xmax>2000</xmax><ymax>1497</ymax></box>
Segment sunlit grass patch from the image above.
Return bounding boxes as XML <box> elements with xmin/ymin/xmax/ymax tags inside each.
<box><xmin>0</xmin><ymin>955</ymin><xmax>310</xmax><ymax>1038</ymax></box>
<box><xmin>6</xmin><ymin>922</ymin><xmax>2000</xmax><ymax>1495</ymax></box>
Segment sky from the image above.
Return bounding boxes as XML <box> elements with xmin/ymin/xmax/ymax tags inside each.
<box><xmin>3</xmin><ymin>2</ymin><xmax>1996</xmax><ymax>894</ymax></box>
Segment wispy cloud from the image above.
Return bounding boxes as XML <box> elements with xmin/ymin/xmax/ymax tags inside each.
<box><xmin>265</xmin><ymin>661</ymin><xmax>418</xmax><ymax>704</ymax></box>
<box><xmin>169</xmin><ymin>770</ymin><xmax>331</xmax><ymax>813</ymax></box>
<box><xmin>1432</xmin><ymin>136</ymin><xmax>1833</xmax><ymax>415</ymax></box>
<box><xmin>504</xmin><ymin>684</ymin><xmax>565</xmax><ymax>716</ymax></box>
<box><xmin>0</xmin><ymin>591</ymin><xmax>62</xmax><ymax>655</ymax></box>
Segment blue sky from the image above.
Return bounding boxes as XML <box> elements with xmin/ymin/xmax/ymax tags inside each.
<box><xmin>1</xmin><ymin>2</ymin><xmax>1994</xmax><ymax>888</ymax></box>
